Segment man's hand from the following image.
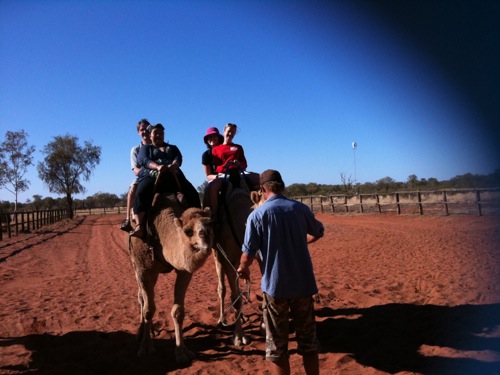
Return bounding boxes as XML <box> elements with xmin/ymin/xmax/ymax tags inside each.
<box><xmin>237</xmin><ymin>265</ymin><xmax>250</xmax><ymax>280</ymax></box>
<box><xmin>238</xmin><ymin>253</ymin><xmax>254</xmax><ymax>280</ymax></box>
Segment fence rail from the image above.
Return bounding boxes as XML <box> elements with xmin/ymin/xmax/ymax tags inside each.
<box><xmin>0</xmin><ymin>209</ymin><xmax>71</xmax><ymax>241</ymax></box>
<box><xmin>294</xmin><ymin>188</ymin><xmax>500</xmax><ymax>216</ymax></box>
<box><xmin>0</xmin><ymin>207</ymin><xmax>127</xmax><ymax>241</ymax></box>
<box><xmin>74</xmin><ymin>207</ymin><xmax>125</xmax><ymax>217</ymax></box>
<box><xmin>2</xmin><ymin>188</ymin><xmax>498</xmax><ymax>241</ymax></box>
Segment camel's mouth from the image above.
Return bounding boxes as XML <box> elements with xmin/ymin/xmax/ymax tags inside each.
<box><xmin>192</xmin><ymin>244</ymin><xmax>211</xmax><ymax>254</ymax></box>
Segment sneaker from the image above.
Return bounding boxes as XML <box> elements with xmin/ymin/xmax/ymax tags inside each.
<box><xmin>120</xmin><ymin>218</ymin><xmax>133</xmax><ymax>232</ymax></box>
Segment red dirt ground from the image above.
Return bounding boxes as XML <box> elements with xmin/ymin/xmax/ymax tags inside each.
<box><xmin>1</xmin><ymin>213</ymin><xmax>499</xmax><ymax>374</ymax></box>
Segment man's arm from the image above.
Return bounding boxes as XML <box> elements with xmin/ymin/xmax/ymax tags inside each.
<box><xmin>307</xmin><ymin>234</ymin><xmax>321</xmax><ymax>244</ymax></box>
<box><xmin>237</xmin><ymin>252</ymin><xmax>254</xmax><ymax>280</ymax></box>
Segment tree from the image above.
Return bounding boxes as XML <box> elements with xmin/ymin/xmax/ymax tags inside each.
<box><xmin>0</xmin><ymin>200</ymin><xmax>14</xmax><ymax>212</ymax></box>
<box><xmin>305</xmin><ymin>183</ymin><xmax>320</xmax><ymax>195</ymax></box>
<box><xmin>90</xmin><ymin>192</ymin><xmax>120</xmax><ymax>208</ymax></box>
<box><xmin>119</xmin><ymin>191</ymin><xmax>128</xmax><ymax>206</ymax></box>
<box><xmin>31</xmin><ymin>195</ymin><xmax>43</xmax><ymax>210</ymax></box>
<box><xmin>376</xmin><ymin>176</ymin><xmax>396</xmax><ymax>192</ymax></box>
<box><xmin>407</xmin><ymin>174</ymin><xmax>418</xmax><ymax>190</ymax></box>
<box><xmin>0</xmin><ymin>130</ymin><xmax>36</xmax><ymax>211</ymax></box>
<box><xmin>287</xmin><ymin>183</ymin><xmax>306</xmax><ymax>196</ymax></box>
<box><xmin>340</xmin><ymin>172</ymin><xmax>354</xmax><ymax>194</ymax></box>
<box><xmin>427</xmin><ymin>177</ymin><xmax>439</xmax><ymax>188</ymax></box>
<box><xmin>37</xmin><ymin>134</ymin><xmax>101</xmax><ymax>218</ymax></box>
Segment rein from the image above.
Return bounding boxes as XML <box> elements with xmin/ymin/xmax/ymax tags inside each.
<box><xmin>215</xmin><ymin>170</ymin><xmax>252</xmax><ymax>326</ymax></box>
<box><xmin>216</xmin><ymin>242</ymin><xmax>251</xmax><ymax>326</ymax></box>
<box><xmin>219</xmin><ymin>169</ymin><xmax>248</xmax><ymax>247</ymax></box>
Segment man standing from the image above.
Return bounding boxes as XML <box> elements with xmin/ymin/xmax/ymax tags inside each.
<box><xmin>237</xmin><ymin>169</ymin><xmax>324</xmax><ymax>375</ymax></box>
<box><xmin>119</xmin><ymin>119</ymin><xmax>151</xmax><ymax>231</ymax></box>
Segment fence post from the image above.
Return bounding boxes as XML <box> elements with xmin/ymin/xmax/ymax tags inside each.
<box><xmin>359</xmin><ymin>194</ymin><xmax>364</xmax><ymax>213</ymax></box>
<box><xmin>7</xmin><ymin>214</ymin><xmax>12</xmax><ymax>238</ymax></box>
<box><xmin>418</xmin><ymin>191</ymin><xmax>423</xmax><ymax>215</ymax></box>
<box><xmin>376</xmin><ymin>194</ymin><xmax>381</xmax><ymax>214</ymax></box>
<box><xmin>14</xmin><ymin>213</ymin><xmax>19</xmax><ymax>236</ymax></box>
<box><xmin>330</xmin><ymin>196</ymin><xmax>335</xmax><ymax>213</ymax></box>
<box><xmin>396</xmin><ymin>192</ymin><xmax>401</xmax><ymax>215</ymax></box>
<box><xmin>476</xmin><ymin>189</ymin><xmax>482</xmax><ymax>216</ymax></box>
<box><xmin>344</xmin><ymin>195</ymin><xmax>349</xmax><ymax>213</ymax></box>
<box><xmin>442</xmin><ymin>190</ymin><xmax>449</xmax><ymax>216</ymax></box>
<box><xmin>20</xmin><ymin>212</ymin><xmax>25</xmax><ymax>233</ymax></box>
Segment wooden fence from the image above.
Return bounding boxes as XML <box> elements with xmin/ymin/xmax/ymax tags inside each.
<box><xmin>74</xmin><ymin>207</ymin><xmax>125</xmax><ymax>217</ymax></box>
<box><xmin>294</xmin><ymin>188</ymin><xmax>500</xmax><ymax>216</ymax></box>
<box><xmin>0</xmin><ymin>209</ymin><xmax>71</xmax><ymax>241</ymax></box>
<box><xmin>2</xmin><ymin>188</ymin><xmax>498</xmax><ymax>241</ymax></box>
<box><xmin>0</xmin><ymin>207</ymin><xmax>127</xmax><ymax>241</ymax></box>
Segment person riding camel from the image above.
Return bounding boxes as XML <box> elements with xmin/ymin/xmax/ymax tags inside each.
<box><xmin>130</xmin><ymin>123</ymin><xmax>200</xmax><ymax>239</ymax></box>
<box><xmin>202</xmin><ymin>123</ymin><xmax>259</xmax><ymax>217</ymax></box>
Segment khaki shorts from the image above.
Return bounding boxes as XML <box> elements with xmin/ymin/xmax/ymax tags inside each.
<box><xmin>263</xmin><ymin>293</ymin><xmax>319</xmax><ymax>362</ymax></box>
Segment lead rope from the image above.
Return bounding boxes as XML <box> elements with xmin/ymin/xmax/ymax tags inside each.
<box><xmin>216</xmin><ymin>242</ymin><xmax>251</xmax><ymax>327</ymax></box>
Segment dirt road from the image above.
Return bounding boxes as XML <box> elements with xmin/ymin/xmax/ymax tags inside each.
<box><xmin>1</xmin><ymin>213</ymin><xmax>499</xmax><ymax>374</ymax></box>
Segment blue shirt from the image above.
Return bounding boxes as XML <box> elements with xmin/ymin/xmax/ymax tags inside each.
<box><xmin>130</xmin><ymin>142</ymin><xmax>143</xmax><ymax>170</ymax></box>
<box><xmin>136</xmin><ymin>143</ymin><xmax>182</xmax><ymax>182</ymax></box>
<box><xmin>242</xmin><ymin>194</ymin><xmax>324</xmax><ymax>299</ymax></box>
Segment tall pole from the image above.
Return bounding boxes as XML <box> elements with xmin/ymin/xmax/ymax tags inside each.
<box><xmin>352</xmin><ymin>141</ymin><xmax>357</xmax><ymax>182</ymax></box>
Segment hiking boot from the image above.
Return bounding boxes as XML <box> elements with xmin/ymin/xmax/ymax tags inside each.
<box><xmin>120</xmin><ymin>218</ymin><xmax>133</xmax><ymax>232</ymax></box>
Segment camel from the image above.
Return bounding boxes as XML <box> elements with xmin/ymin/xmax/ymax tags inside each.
<box><xmin>250</xmin><ymin>190</ymin><xmax>265</xmax><ymax>208</ymax></box>
<box><xmin>212</xmin><ymin>172</ymin><xmax>254</xmax><ymax>346</ymax></box>
<box><xmin>127</xmin><ymin>193</ymin><xmax>214</xmax><ymax>364</ymax></box>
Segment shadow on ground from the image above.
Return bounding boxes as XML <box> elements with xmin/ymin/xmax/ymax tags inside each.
<box><xmin>316</xmin><ymin>302</ymin><xmax>500</xmax><ymax>374</ymax></box>
<box><xmin>1</xmin><ymin>303</ymin><xmax>498</xmax><ymax>374</ymax></box>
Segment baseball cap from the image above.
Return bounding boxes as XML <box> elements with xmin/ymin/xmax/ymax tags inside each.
<box><xmin>260</xmin><ymin>169</ymin><xmax>284</xmax><ymax>185</ymax></box>
<box><xmin>147</xmin><ymin>123</ymin><xmax>165</xmax><ymax>132</ymax></box>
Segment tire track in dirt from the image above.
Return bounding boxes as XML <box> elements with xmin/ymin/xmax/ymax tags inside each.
<box><xmin>0</xmin><ymin>217</ymin><xmax>86</xmax><ymax>263</ymax></box>
<box><xmin>0</xmin><ymin>215</ymin><xmax>139</xmax><ymax>336</ymax></box>
<box><xmin>80</xmin><ymin>214</ymin><xmax>140</xmax><ymax>332</ymax></box>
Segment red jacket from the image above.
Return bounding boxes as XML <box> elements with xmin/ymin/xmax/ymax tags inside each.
<box><xmin>212</xmin><ymin>143</ymin><xmax>247</xmax><ymax>173</ymax></box>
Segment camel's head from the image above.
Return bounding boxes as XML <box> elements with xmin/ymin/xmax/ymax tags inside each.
<box><xmin>174</xmin><ymin>207</ymin><xmax>214</xmax><ymax>272</ymax></box>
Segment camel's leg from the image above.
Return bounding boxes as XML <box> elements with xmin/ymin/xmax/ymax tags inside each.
<box><xmin>172</xmin><ymin>270</ymin><xmax>195</xmax><ymax>364</ymax></box>
<box><xmin>136</xmin><ymin>287</ymin><xmax>145</xmax><ymax>343</ymax></box>
<box><xmin>212</xmin><ymin>249</ymin><xmax>227</xmax><ymax>326</ymax></box>
<box><xmin>136</xmin><ymin>271</ymin><xmax>159</xmax><ymax>356</ymax></box>
<box><xmin>225</xmin><ymin>264</ymin><xmax>250</xmax><ymax>346</ymax></box>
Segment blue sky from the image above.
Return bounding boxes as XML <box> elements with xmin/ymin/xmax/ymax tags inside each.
<box><xmin>1</xmin><ymin>0</ymin><xmax>499</xmax><ymax>203</ymax></box>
